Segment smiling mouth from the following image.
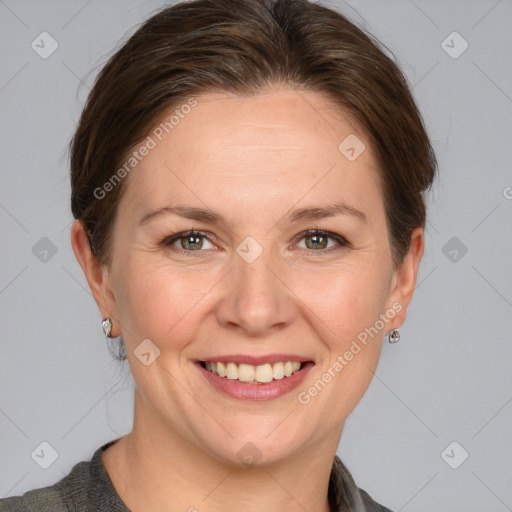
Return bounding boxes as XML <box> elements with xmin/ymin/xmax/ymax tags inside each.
<box><xmin>199</xmin><ymin>360</ymin><xmax>311</xmax><ymax>384</ymax></box>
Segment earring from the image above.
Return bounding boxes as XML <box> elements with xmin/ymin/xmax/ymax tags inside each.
<box><xmin>102</xmin><ymin>317</ymin><xmax>113</xmax><ymax>338</ymax></box>
<box><xmin>388</xmin><ymin>328</ymin><xmax>400</xmax><ymax>343</ymax></box>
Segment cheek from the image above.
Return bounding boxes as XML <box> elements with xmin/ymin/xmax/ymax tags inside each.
<box><xmin>112</xmin><ymin>259</ymin><xmax>216</xmax><ymax>344</ymax></box>
<box><xmin>292</xmin><ymin>265</ymin><xmax>388</xmax><ymax>420</ymax></box>
<box><xmin>296</xmin><ymin>262</ymin><xmax>388</xmax><ymax>397</ymax></box>
<box><xmin>296</xmin><ymin>260</ymin><xmax>389</xmax><ymax>343</ymax></box>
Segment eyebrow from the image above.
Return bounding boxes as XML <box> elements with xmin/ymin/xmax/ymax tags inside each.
<box><xmin>138</xmin><ymin>201</ymin><xmax>368</xmax><ymax>226</ymax></box>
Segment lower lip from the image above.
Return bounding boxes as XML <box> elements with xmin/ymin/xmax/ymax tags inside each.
<box><xmin>196</xmin><ymin>362</ymin><xmax>314</xmax><ymax>401</ymax></box>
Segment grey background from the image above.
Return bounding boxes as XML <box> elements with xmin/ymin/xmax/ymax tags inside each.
<box><xmin>1</xmin><ymin>0</ymin><xmax>511</xmax><ymax>510</ymax></box>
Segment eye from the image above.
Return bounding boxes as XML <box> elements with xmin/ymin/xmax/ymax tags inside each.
<box><xmin>163</xmin><ymin>230</ymin><xmax>215</xmax><ymax>253</ymax></box>
<box><xmin>161</xmin><ymin>228</ymin><xmax>349</xmax><ymax>256</ymax></box>
<box><xmin>293</xmin><ymin>229</ymin><xmax>349</xmax><ymax>253</ymax></box>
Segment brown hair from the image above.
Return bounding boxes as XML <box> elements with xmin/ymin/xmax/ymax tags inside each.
<box><xmin>70</xmin><ymin>0</ymin><xmax>437</xmax><ymax>353</ymax></box>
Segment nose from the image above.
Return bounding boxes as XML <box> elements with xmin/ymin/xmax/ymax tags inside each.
<box><xmin>215</xmin><ymin>245</ymin><xmax>297</xmax><ymax>337</ymax></box>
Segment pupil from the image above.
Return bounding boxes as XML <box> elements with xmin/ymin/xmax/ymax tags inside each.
<box><xmin>307</xmin><ymin>234</ymin><xmax>327</xmax><ymax>250</ymax></box>
<box><xmin>183</xmin><ymin>235</ymin><xmax>202</xmax><ymax>250</ymax></box>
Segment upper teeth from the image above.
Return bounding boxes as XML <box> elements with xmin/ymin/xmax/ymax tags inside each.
<box><xmin>205</xmin><ymin>361</ymin><xmax>302</xmax><ymax>383</ymax></box>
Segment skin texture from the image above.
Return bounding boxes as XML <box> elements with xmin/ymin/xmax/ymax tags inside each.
<box><xmin>71</xmin><ymin>86</ymin><xmax>424</xmax><ymax>512</ymax></box>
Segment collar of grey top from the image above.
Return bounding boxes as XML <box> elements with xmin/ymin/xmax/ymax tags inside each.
<box><xmin>0</xmin><ymin>438</ymin><xmax>393</xmax><ymax>512</ymax></box>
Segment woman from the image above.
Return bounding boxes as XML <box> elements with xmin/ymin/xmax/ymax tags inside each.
<box><xmin>0</xmin><ymin>0</ymin><xmax>437</xmax><ymax>510</ymax></box>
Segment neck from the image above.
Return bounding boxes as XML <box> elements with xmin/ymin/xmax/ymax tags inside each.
<box><xmin>103</xmin><ymin>389</ymin><xmax>340</xmax><ymax>512</ymax></box>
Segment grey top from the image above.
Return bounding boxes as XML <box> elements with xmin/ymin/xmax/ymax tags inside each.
<box><xmin>0</xmin><ymin>438</ymin><xmax>393</xmax><ymax>512</ymax></box>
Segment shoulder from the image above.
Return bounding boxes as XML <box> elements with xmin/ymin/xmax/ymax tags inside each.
<box><xmin>358</xmin><ymin>487</ymin><xmax>395</xmax><ymax>512</ymax></box>
<box><xmin>329</xmin><ymin>455</ymin><xmax>394</xmax><ymax>512</ymax></box>
<box><xmin>0</xmin><ymin>481</ymin><xmax>69</xmax><ymax>512</ymax></box>
<box><xmin>0</xmin><ymin>439</ymin><xmax>124</xmax><ymax>512</ymax></box>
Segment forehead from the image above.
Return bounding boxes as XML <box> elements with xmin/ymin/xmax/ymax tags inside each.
<box><xmin>117</xmin><ymin>88</ymin><xmax>383</xmax><ymax>226</ymax></box>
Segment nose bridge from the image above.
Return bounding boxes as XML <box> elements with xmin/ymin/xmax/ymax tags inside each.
<box><xmin>235</xmin><ymin>235</ymin><xmax>282</xmax><ymax>310</ymax></box>
<box><xmin>238</xmin><ymin>242</ymin><xmax>279</xmax><ymax>296</ymax></box>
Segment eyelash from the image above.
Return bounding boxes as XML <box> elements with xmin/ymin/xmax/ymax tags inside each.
<box><xmin>161</xmin><ymin>228</ymin><xmax>350</xmax><ymax>257</ymax></box>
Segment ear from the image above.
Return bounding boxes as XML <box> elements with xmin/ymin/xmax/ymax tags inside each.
<box><xmin>384</xmin><ymin>226</ymin><xmax>424</xmax><ymax>330</ymax></box>
<box><xmin>70</xmin><ymin>220</ymin><xmax>121</xmax><ymax>337</ymax></box>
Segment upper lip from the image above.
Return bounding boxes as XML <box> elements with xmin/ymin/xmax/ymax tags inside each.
<box><xmin>198</xmin><ymin>354</ymin><xmax>313</xmax><ymax>365</ymax></box>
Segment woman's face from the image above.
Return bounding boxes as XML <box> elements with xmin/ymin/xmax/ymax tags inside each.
<box><xmin>84</xmin><ymin>87</ymin><xmax>421</xmax><ymax>465</ymax></box>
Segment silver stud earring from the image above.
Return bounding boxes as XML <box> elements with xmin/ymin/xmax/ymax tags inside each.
<box><xmin>388</xmin><ymin>328</ymin><xmax>400</xmax><ymax>343</ymax></box>
<box><xmin>102</xmin><ymin>317</ymin><xmax>113</xmax><ymax>338</ymax></box>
